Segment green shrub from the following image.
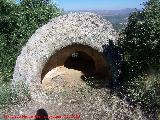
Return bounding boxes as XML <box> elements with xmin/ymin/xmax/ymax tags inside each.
<box><xmin>126</xmin><ymin>73</ymin><xmax>159</xmax><ymax>105</ymax></box>
<box><xmin>0</xmin><ymin>81</ymin><xmax>31</xmax><ymax>108</ymax></box>
<box><xmin>118</xmin><ymin>71</ymin><xmax>160</xmax><ymax>118</ymax></box>
<box><xmin>118</xmin><ymin>1</ymin><xmax>160</xmax><ymax>118</ymax></box>
<box><xmin>119</xmin><ymin>0</ymin><xmax>160</xmax><ymax>75</ymax></box>
<box><xmin>0</xmin><ymin>0</ymin><xmax>61</xmax><ymax>82</ymax></box>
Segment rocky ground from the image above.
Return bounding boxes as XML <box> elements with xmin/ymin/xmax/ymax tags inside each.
<box><xmin>2</xmin><ymin>66</ymin><xmax>147</xmax><ymax>120</ymax></box>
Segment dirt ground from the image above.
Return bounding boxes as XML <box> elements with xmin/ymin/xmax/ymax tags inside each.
<box><xmin>1</xmin><ymin>66</ymin><xmax>147</xmax><ymax>120</ymax></box>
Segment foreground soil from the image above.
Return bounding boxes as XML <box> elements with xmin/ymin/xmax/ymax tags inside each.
<box><xmin>2</xmin><ymin>66</ymin><xmax>147</xmax><ymax>120</ymax></box>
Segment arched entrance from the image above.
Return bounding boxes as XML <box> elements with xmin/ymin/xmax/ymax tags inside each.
<box><xmin>41</xmin><ymin>44</ymin><xmax>111</xmax><ymax>83</ymax></box>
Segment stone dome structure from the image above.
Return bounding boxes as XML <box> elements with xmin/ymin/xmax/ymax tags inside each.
<box><xmin>10</xmin><ymin>13</ymin><xmax>147</xmax><ymax>120</ymax></box>
<box><xmin>13</xmin><ymin>12</ymin><xmax>118</xmax><ymax>99</ymax></box>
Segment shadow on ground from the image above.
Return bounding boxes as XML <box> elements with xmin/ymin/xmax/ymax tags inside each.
<box><xmin>34</xmin><ymin>109</ymin><xmax>49</xmax><ymax>120</ymax></box>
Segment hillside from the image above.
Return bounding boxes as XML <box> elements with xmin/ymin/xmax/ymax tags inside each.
<box><xmin>67</xmin><ymin>8</ymin><xmax>138</xmax><ymax>31</ymax></box>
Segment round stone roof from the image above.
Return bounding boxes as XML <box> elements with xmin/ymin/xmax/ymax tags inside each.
<box><xmin>12</xmin><ymin>12</ymin><xmax>117</xmax><ymax>99</ymax></box>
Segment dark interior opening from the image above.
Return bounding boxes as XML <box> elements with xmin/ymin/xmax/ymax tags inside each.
<box><xmin>64</xmin><ymin>51</ymin><xmax>95</xmax><ymax>76</ymax></box>
<box><xmin>41</xmin><ymin>44</ymin><xmax>110</xmax><ymax>88</ymax></box>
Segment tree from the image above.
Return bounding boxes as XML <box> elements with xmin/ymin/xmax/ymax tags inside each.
<box><xmin>13</xmin><ymin>0</ymin><xmax>61</xmax><ymax>46</ymax></box>
<box><xmin>0</xmin><ymin>0</ymin><xmax>61</xmax><ymax>82</ymax></box>
<box><xmin>117</xmin><ymin>1</ymin><xmax>160</xmax><ymax>117</ymax></box>
<box><xmin>119</xmin><ymin>0</ymin><xmax>160</xmax><ymax>74</ymax></box>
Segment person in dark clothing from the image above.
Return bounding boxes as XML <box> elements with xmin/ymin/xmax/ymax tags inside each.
<box><xmin>102</xmin><ymin>40</ymin><xmax>122</xmax><ymax>87</ymax></box>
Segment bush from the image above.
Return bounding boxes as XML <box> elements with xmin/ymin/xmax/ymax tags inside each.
<box><xmin>117</xmin><ymin>0</ymin><xmax>160</xmax><ymax>118</ymax></box>
<box><xmin>0</xmin><ymin>0</ymin><xmax>61</xmax><ymax>82</ymax></box>
<box><xmin>118</xmin><ymin>71</ymin><xmax>160</xmax><ymax>118</ymax></box>
<box><xmin>0</xmin><ymin>81</ymin><xmax>31</xmax><ymax>108</ymax></box>
<box><xmin>119</xmin><ymin>0</ymin><xmax>160</xmax><ymax>75</ymax></box>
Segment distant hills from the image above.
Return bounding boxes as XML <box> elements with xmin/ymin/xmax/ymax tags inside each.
<box><xmin>67</xmin><ymin>8</ymin><xmax>138</xmax><ymax>16</ymax></box>
<box><xmin>67</xmin><ymin>8</ymin><xmax>139</xmax><ymax>31</ymax></box>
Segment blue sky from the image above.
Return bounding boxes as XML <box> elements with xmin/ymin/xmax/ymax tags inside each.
<box><xmin>16</xmin><ymin>0</ymin><xmax>148</xmax><ymax>10</ymax></box>
<box><xmin>56</xmin><ymin>0</ymin><xmax>148</xmax><ymax>10</ymax></box>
